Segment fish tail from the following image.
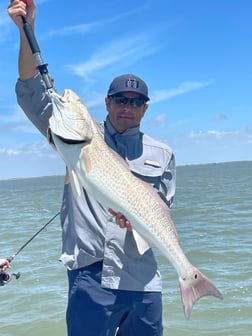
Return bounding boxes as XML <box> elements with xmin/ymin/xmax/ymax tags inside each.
<box><xmin>179</xmin><ymin>266</ymin><xmax>223</xmax><ymax>319</ymax></box>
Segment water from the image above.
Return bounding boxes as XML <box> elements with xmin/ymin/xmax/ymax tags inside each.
<box><xmin>0</xmin><ymin>162</ymin><xmax>251</xmax><ymax>336</ymax></box>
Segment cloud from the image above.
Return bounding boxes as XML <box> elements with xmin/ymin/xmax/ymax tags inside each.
<box><xmin>46</xmin><ymin>22</ymin><xmax>98</xmax><ymax>37</ymax></box>
<box><xmin>0</xmin><ymin>141</ymin><xmax>51</xmax><ymax>158</ymax></box>
<box><xmin>151</xmin><ymin>81</ymin><xmax>213</xmax><ymax>103</ymax></box>
<box><xmin>0</xmin><ymin>140</ymin><xmax>64</xmax><ymax>180</ymax></box>
<box><xmin>66</xmin><ymin>34</ymin><xmax>158</xmax><ymax>80</ymax></box>
<box><xmin>165</xmin><ymin>126</ymin><xmax>252</xmax><ymax>165</ymax></box>
<box><xmin>189</xmin><ymin>129</ymin><xmax>241</xmax><ymax>139</ymax></box>
<box><xmin>0</xmin><ymin>148</ymin><xmax>19</xmax><ymax>156</ymax></box>
<box><xmin>146</xmin><ymin>113</ymin><xmax>167</xmax><ymax>127</ymax></box>
<box><xmin>186</xmin><ymin>128</ymin><xmax>252</xmax><ymax>147</ymax></box>
<box><xmin>212</xmin><ymin>114</ymin><xmax>227</xmax><ymax>121</ymax></box>
<box><xmin>0</xmin><ymin>106</ymin><xmax>38</xmax><ymax>134</ymax></box>
<box><xmin>44</xmin><ymin>7</ymin><xmax>148</xmax><ymax>37</ymax></box>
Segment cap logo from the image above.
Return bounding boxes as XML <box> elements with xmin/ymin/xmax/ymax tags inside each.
<box><xmin>125</xmin><ymin>78</ymin><xmax>139</xmax><ymax>89</ymax></box>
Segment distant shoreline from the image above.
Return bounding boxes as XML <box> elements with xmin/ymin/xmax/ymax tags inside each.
<box><xmin>0</xmin><ymin>160</ymin><xmax>251</xmax><ymax>182</ymax></box>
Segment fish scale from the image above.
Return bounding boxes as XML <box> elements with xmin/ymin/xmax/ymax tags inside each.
<box><xmin>48</xmin><ymin>89</ymin><xmax>223</xmax><ymax>319</ymax></box>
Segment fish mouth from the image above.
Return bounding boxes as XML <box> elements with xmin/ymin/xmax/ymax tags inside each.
<box><xmin>48</xmin><ymin>129</ymin><xmax>86</xmax><ymax>147</ymax></box>
<box><xmin>56</xmin><ymin>135</ymin><xmax>87</xmax><ymax>144</ymax></box>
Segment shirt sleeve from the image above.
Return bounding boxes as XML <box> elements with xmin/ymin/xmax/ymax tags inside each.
<box><xmin>15</xmin><ymin>73</ymin><xmax>53</xmax><ymax>137</ymax></box>
<box><xmin>157</xmin><ymin>153</ymin><xmax>176</xmax><ymax>208</ymax></box>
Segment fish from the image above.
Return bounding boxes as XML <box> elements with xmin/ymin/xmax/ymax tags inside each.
<box><xmin>47</xmin><ymin>88</ymin><xmax>223</xmax><ymax>319</ymax></box>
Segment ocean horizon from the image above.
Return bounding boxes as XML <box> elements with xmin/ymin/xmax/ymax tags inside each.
<box><xmin>1</xmin><ymin>160</ymin><xmax>251</xmax><ymax>182</ymax></box>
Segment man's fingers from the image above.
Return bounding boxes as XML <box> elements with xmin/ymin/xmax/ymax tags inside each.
<box><xmin>108</xmin><ymin>208</ymin><xmax>117</xmax><ymax>216</ymax></box>
<box><xmin>108</xmin><ymin>208</ymin><xmax>132</xmax><ymax>231</ymax></box>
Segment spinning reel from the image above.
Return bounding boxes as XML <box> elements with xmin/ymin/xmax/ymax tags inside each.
<box><xmin>0</xmin><ymin>270</ymin><xmax>21</xmax><ymax>286</ymax></box>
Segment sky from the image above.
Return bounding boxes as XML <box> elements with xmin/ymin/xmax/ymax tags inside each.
<box><xmin>0</xmin><ymin>0</ymin><xmax>251</xmax><ymax>179</ymax></box>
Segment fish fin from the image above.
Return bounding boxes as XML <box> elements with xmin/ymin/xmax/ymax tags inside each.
<box><xmin>68</xmin><ymin>168</ymin><xmax>83</xmax><ymax>198</ymax></box>
<box><xmin>64</xmin><ymin>171</ymin><xmax>70</xmax><ymax>184</ymax></box>
<box><xmin>179</xmin><ymin>266</ymin><xmax>223</xmax><ymax>319</ymax></box>
<box><xmin>132</xmin><ymin>229</ymin><xmax>151</xmax><ymax>255</ymax></box>
<box><xmin>80</xmin><ymin>150</ymin><xmax>92</xmax><ymax>173</ymax></box>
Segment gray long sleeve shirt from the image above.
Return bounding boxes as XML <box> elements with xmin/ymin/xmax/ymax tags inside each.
<box><xmin>16</xmin><ymin>74</ymin><xmax>176</xmax><ymax>292</ymax></box>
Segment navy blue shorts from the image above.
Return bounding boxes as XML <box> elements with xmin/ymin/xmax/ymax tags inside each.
<box><xmin>66</xmin><ymin>262</ymin><xmax>163</xmax><ymax>336</ymax></box>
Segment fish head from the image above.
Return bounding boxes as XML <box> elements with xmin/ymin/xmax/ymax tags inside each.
<box><xmin>48</xmin><ymin>89</ymin><xmax>93</xmax><ymax>142</ymax></box>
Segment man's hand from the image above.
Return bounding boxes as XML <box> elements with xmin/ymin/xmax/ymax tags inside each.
<box><xmin>0</xmin><ymin>259</ymin><xmax>11</xmax><ymax>273</ymax></box>
<box><xmin>8</xmin><ymin>0</ymin><xmax>36</xmax><ymax>28</ymax></box>
<box><xmin>108</xmin><ymin>209</ymin><xmax>133</xmax><ymax>231</ymax></box>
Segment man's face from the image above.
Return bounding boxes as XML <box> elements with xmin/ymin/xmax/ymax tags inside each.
<box><xmin>105</xmin><ymin>92</ymin><xmax>149</xmax><ymax>133</ymax></box>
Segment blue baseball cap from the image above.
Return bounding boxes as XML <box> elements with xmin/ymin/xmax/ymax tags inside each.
<box><xmin>107</xmin><ymin>74</ymin><xmax>150</xmax><ymax>101</ymax></box>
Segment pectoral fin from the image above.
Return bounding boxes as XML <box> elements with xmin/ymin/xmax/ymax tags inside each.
<box><xmin>80</xmin><ymin>150</ymin><xmax>92</xmax><ymax>173</ymax></box>
<box><xmin>68</xmin><ymin>168</ymin><xmax>83</xmax><ymax>198</ymax></box>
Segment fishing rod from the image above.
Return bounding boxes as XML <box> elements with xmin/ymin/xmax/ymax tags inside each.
<box><xmin>20</xmin><ymin>0</ymin><xmax>55</xmax><ymax>91</ymax></box>
<box><xmin>0</xmin><ymin>211</ymin><xmax>60</xmax><ymax>286</ymax></box>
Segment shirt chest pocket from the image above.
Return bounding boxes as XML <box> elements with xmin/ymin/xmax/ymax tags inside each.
<box><xmin>128</xmin><ymin>160</ymin><xmax>164</xmax><ymax>189</ymax></box>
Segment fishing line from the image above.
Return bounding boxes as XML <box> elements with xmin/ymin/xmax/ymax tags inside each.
<box><xmin>0</xmin><ymin>211</ymin><xmax>60</xmax><ymax>286</ymax></box>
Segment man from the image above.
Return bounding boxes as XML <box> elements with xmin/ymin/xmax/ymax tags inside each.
<box><xmin>8</xmin><ymin>1</ymin><xmax>176</xmax><ymax>335</ymax></box>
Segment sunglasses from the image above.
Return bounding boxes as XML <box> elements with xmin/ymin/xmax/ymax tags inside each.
<box><xmin>110</xmin><ymin>95</ymin><xmax>146</xmax><ymax>107</ymax></box>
